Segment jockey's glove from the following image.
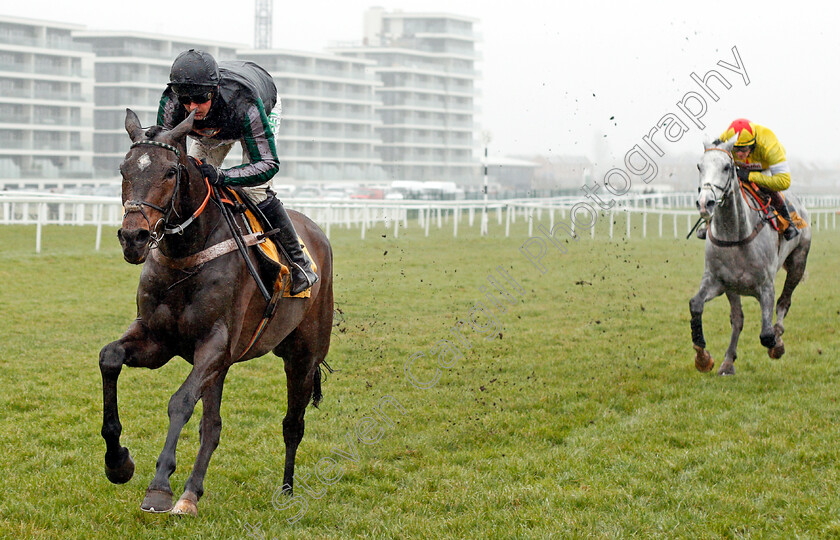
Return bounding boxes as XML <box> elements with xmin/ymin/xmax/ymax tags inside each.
<box><xmin>199</xmin><ymin>163</ymin><xmax>224</xmax><ymax>186</ymax></box>
<box><xmin>736</xmin><ymin>166</ymin><xmax>751</xmax><ymax>182</ymax></box>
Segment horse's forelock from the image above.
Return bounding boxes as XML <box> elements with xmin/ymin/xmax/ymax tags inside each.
<box><xmin>144</xmin><ymin>126</ymin><xmax>165</xmax><ymax>139</ymax></box>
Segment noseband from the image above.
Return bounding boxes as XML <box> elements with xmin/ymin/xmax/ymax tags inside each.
<box><xmin>123</xmin><ymin>140</ymin><xmax>210</xmax><ymax>245</ymax></box>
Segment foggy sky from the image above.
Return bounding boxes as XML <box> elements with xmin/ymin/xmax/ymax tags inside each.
<box><xmin>4</xmin><ymin>0</ymin><xmax>838</xmax><ymax>170</ymax></box>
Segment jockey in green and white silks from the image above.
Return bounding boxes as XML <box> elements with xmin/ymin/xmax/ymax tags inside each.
<box><xmin>157</xmin><ymin>49</ymin><xmax>317</xmax><ymax>295</ymax></box>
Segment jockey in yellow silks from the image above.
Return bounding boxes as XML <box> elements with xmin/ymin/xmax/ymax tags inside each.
<box><xmin>698</xmin><ymin>118</ymin><xmax>798</xmax><ymax>240</ymax></box>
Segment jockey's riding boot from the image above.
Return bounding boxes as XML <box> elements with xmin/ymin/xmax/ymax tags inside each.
<box><xmin>257</xmin><ymin>195</ymin><xmax>319</xmax><ymax>295</ymax></box>
<box><xmin>768</xmin><ymin>191</ymin><xmax>799</xmax><ymax>241</ymax></box>
<box><xmin>696</xmin><ymin>221</ymin><xmax>708</xmax><ymax>240</ymax></box>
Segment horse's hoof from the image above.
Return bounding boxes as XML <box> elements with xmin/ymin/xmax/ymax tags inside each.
<box><xmin>769</xmin><ymin>340</ymin><xmax>785</xmax><ymax>359</ymax></box>
<box><xmin>171</xmin><ymin>492</ymin><xmax>198</xmax><ymax>517</ymax></box>
<box><xmin>717</xmin><ymin>361</ymin><xmax>735</xmax><ymax>376</ymax></box>
<box><xmin>141</xmin><ymin>488</ymin><xmax>173</xmax><ymax>513</ymax></box>
<box><xmin>694</xmin><ymin>345</ymin><xmax>714</xmax><ymax>372</ymax></box>
<box><xmin>104</xmin><ymin>448</ymin><xmax>135</xmax><ymax>484</ymax></box>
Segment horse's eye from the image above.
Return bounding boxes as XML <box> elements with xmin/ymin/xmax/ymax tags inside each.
<box><xmin>167</xmin><ymin>167</ymin><xmax>178</xmax><ymax>178</ymax></box>
<box><xmin>723</xmin><ymin>164</ymin><xmax>730</xmax><ymax>172</ymax></box>
<box><xmin>697</xmin><ymin>164</ymin><xmax>702</xmax><ymax>172</ymax></box>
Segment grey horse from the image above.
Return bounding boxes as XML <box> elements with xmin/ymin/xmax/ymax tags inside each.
<box><xmin>689</xmin><ymin>136</ymin><xmax>811</xmax><ymax>375</ymax></box>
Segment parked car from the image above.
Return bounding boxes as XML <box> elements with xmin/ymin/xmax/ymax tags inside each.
<box><xmin>350</xmin><ymin>187</ymin><xmax>385</xmax><ymax>199</ymax></box>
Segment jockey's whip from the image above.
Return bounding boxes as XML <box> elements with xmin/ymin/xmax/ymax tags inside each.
<box><xmin>686</xmin><ymin>217</ymin><xmax>706</xmax><ymax>240</ymax></box>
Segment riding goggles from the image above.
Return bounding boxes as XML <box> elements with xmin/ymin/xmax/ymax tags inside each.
<box><xmin>177</xmin><ymin>91</ymin><xmax>213</xmax><ymax>105</ymax></box>
<box><xmin>171</xmin><ymin>83</ymin><xmax>215</xmax><ymax>104</ymax></box>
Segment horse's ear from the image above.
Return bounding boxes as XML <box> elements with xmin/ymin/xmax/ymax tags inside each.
<box><xmin>125</xmin><ymin>108</ymin><xmax>145</xmax><ymax>142</ymax></box>
<box><xmin>721</xmin><ymin>133</ymin><xmax>738</xmax><ymax>152</ymax></box>
<box><xmin>702</xmin><ymin>134</ymin><xmax>714</xmax><ymax>150</ymax></box>
<box><xmin>166</xmin><ymin>109</ymin><xmax>196</xmax><ymax>144</ymax></box>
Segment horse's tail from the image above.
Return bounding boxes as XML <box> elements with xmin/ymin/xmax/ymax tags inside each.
<box><xmin>312</xmin><ymin>366</ymin><xmax>323</xmax><ymax>408</ymax></box>
<box><xmin>311</xmin><ymin>360</ymin><xmax>334</xmax><ymax>409</ymax></box>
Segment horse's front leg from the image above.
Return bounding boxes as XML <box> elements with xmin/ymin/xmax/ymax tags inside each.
<box><xmin>171</xmin><ymin>367</ymin><xmax>230</xmax><ymax>516</ymax></box>
<box><xmin>718</xmin><ymin>291</ymin><xmax>744</xmax><ymax>376</ymax></box>
<box><xmin>689</xmin><ymin>276</ymin><xmax>725</xmax><ymax>372</ymax></box>
<box><xmin>99</xmin><ymin>319</ymin><xmax>171</xmax><ymax>485</ymax></box>
<box><xmin>141</xmin><ymin>324</ymin><xmax>229</xmax><ymax>514</ymax></box>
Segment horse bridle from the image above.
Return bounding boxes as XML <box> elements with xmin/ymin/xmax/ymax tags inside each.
<box><xmin>700</xmin><ymin>147</ymin><xmax>736</xmax><ymax>209</ymax></box>
<box><xmin>123</xmin><ymin>140</ymin><xmax>210</xmax><ymax>245</ymax></box>
<box><xmin>700</xmin><ymin>146</ymin><xmax>769</xmax><ymax>247</ymax></box>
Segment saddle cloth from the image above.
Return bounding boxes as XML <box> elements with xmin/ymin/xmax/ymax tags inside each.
<box><xmin>227</xmin><ymin>190</ymin><xmax>316</xmax><ymax>299</ymax></box>
<box><xmin>740</xmin><ymin>182</ymin><xmax>808</xmax><ymax>232</ymax></box>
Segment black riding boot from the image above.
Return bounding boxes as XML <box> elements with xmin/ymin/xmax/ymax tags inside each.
<box><xmin>257</xmin><ymin>195</ymin><xmax>319</xmax><ymax>295</ymax></box>
<box><xmin>769</xmin><ymin>192</ymin><xmax>799</xmax><ymax>241</ymax></box>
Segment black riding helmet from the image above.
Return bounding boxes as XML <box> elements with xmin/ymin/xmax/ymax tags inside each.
<box><xmin>169</xmin><ymin>49</ymin><xmax>219</xmax><ymax>96</ymax></box>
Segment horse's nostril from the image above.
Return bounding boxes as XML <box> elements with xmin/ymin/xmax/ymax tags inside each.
<box><xmin>695</xmin><ymin>200</ymin><xmax>701</xmax><ymax>209</ymax></box>
<box><xmin>119</xmin><ymin>228</ymin><xmax>151</xmax><ymax>246</ymax></box>
<box><xmin>707</xmin><ymin>200</ymin><xmax>716</xmax><ymax>210</ymax></box>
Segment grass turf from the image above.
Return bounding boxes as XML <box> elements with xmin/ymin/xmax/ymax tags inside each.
<box><xmin>0</xmin><ymin>217</ymin><xmax>838</xmax><ymax>539</ymax></box>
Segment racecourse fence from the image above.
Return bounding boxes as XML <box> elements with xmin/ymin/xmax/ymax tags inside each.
<box><xmin>2</xmin><ymin>191</ymin><xmax>839</xmax><ymax>253</ymax></box>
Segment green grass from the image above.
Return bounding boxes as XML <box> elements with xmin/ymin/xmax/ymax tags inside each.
<box><xmin>1</xmin><ymin>217</ymin><xmax>839</xmax><ymax>539</ymax></box>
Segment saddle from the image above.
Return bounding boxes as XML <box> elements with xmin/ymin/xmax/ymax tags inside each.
<box><xmin>738</xmin><ymin>177</ymin><xmax>807</xmax><ymax>235</ymax></box>
<box><xmin>222</xmin><ymin>188</ymin><xmax>315</xmax><ymax>299</ymax></box>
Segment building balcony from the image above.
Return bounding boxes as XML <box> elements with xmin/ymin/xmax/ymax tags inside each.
<box><xmin>0</xmin><ymin>62</ymin><xmax>91</xmax><ymax>78</ymax></box>
<box><xmin>0</xmin><ymin>34</ymin><xmax>92</xmax><ymax>53</ymax></box>
<box><xmin>88</xmin><ymin>48</ymin><xmax>173</xmax><ymax>60</ymax></box>
<box><xmin>377</xmin><ymin>102</ymin><xmax>475</xmax><ymax>113</ymax></box>
<box><xmin>277</xmin><ymin>129</ymin><xmax>379</xmax><ymax>141</ymax></box>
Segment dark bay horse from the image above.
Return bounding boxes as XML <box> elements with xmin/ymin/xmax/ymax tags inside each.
<box><xmin>690</xmin><ymin>136</ymin><xmax>810</xmax><ymax>375</ymax></box>
<box><xmin>100</xmin><ymin>108</ymin><xmax>333</xmax><ymax>515</ymax></box>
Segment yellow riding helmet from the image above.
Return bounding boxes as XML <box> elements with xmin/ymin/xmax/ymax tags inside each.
<box><xmin>722</xmin><ymin>118</ymin><xmax>757</xmax><ymax>147</ymax></box>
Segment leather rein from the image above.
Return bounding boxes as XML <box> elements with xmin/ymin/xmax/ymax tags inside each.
<box><xmin>124</xmin><ymin>139</ymin><xmax>281</xmax><ymax>361</ymax></box>
<box><xmin>702</xmin><ymin>147</ymin><xmax>767</xmax><ymax>247</ymax></box>
<box><xmin>124</xmin><ymin>140</ymin><xmax>271</xmax><ymax>283</ymax></box>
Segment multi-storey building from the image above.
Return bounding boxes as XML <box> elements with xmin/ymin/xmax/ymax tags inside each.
<box><xmin>0</xmin><ymin>11</ymin><xmax>481</xmax><ymax>189</ymax></box>
<box><xmin>71</xmin><ymin>30</ymin><xmax>241</xmax><ymax>177</ymax></box>
<box><xmin>334</xmin><ymin>8</ymin><xmax>481</xmax><ymax>184</ymax></box>
<box><xmin>237</xmin><ymin>48</ymin><xmax>384</xmax><ymax>183</ymax></box>
<box><xmin>0</xmin><ymin>16</ymin><xmax>95</xmax><ymax>188</ymax></box>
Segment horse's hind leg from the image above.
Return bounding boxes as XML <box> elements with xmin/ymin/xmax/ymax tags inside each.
<box><xmin>689</xmin><ymin>277</ymin><xmax>725</xmax><ymax>372</ymax></box>
<box><xmin>771</xmin><ymin>239</ymin><xmax>811</xmax><ymax>359</ymax></box>
<box><xmin>277</xmin><ymin>340</ymin><xmax>321</xmax><ymax>496</ymax></box>
<box><xmin>171</xmin><ymin>367</ymin><xmax>229</xmax><ymax>516</ymax></box>
<box><xmin>275</xmin><ymin>319</ymin><xmax>332</xmax><ymax>496</ymax></box>
<box><xmin>757</xmin><ymin>283</ymin><xmax>779</xmax><ymax>358</ymax></box>
<box><xmin>718</xmin><ymin>292</ymin><xmax>743</xmax><ymax>376</ymax></box>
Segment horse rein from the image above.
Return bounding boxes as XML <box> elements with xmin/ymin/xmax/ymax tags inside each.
<box><xmin>701</xmin><ymin>147</ymin><xmax>768</xmax><ymax>247</ymax></box>
<box><xmin>124</xmin><ymin>140</ymin><xmax>212</xmax><ymax>244</ymax></box>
